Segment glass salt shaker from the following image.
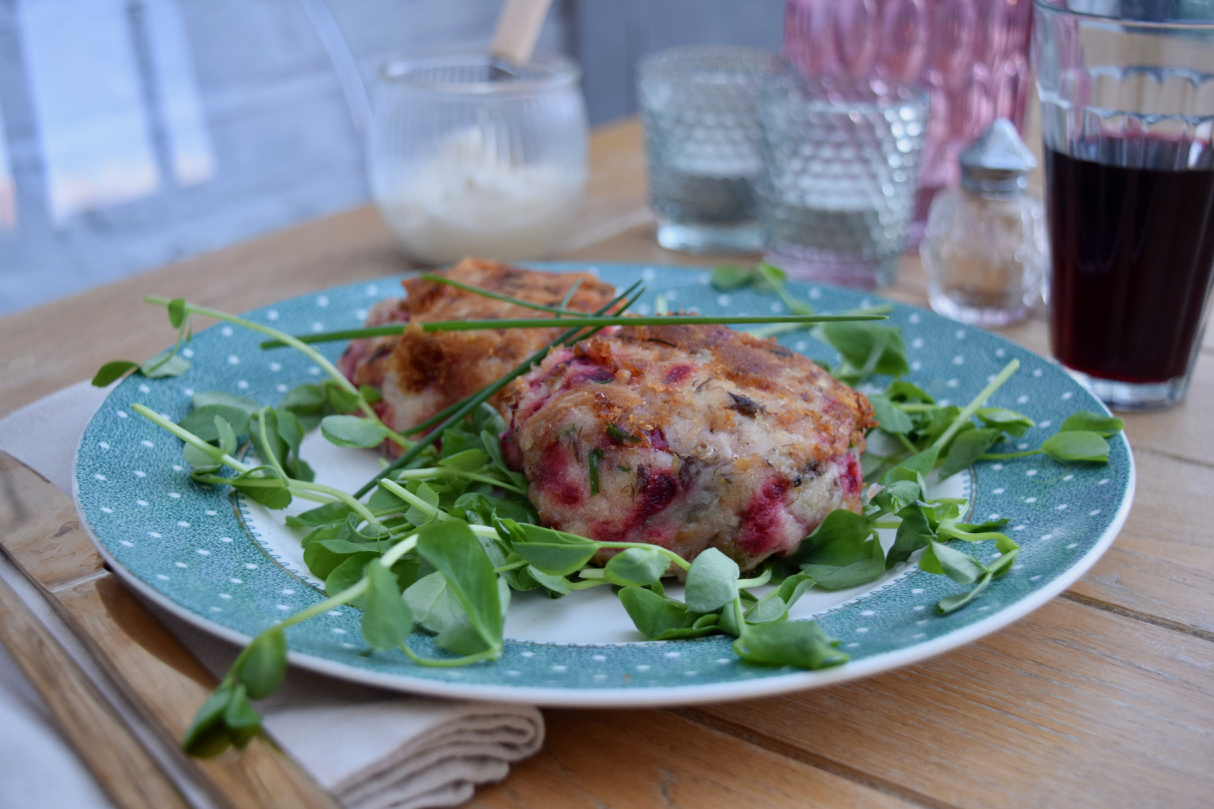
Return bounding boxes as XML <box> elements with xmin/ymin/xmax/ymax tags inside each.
<box><xmin>921</xmin><ymin>119</ymin><xmax>1046</xmax><ymax>327</ymax></box>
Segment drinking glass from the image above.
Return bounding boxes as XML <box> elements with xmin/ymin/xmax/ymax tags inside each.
<box><xmin>756</xmin><ymin>74</ymin><xmax>929</xmax><ymax>288</ymax></box>
<box><xmin>638</xmin><ymin>47</ymin><xmax>784</xmax><ymax>254</ymax></box>
<box><xmin>1035</xmin><ymin>0</ymin><xmax>1214</xmax><ymax>410</ymax></box>
<box><xmin>783</xmin><ymin>0</ymin><xmax>1035</xmax><ymax>243</ymax></box>
<box><xmin>369</xmin><ymin>52</ymin><xmax>588</xmax><ymax>264</ymax></box>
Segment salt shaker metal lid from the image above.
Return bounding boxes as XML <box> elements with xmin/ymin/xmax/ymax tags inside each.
<box><xmin>959</xmin><ymin>118</ymin><xmax>1037</xmax><ymax>198</ymax></box>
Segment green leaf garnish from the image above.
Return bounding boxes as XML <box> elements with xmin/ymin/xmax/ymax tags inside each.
<box><xmin>1059</xmin><ymin>412</ymin><xmax>1124</xmax><ymax>437</ymax></box>
<box><xmin>786</xmin><ymin>509</ymin><xmax>874</xmax><ymax>568</ymax></box>
<box><xmin>416</xmin><ymin>522</ymin><xmax>503</xmax><ymax>652</ymax></box>
<box><xmin>935</xmin><ymin>573</ymin><xmax>993</xmax><ymax>615</ymax></box>
<box><xmin>178</xmin><ymin>404</ymin><xmax>250</xmax><ymax>441</ymax></box>
<box><xmin>920</xmin><ymin>540</ymin><xmax>987</xmax><ymax>585</ymax></box>
<box><xmin>361</xmin><ymin>559</ymin><xmax>414</xmax><ymax>649</ymax></box>
<box><xmin>975</xmin><ymin>407</ymin><xmax>1034</xmax><ymax>437</ymax></box>
<box><xmin>617</xmin><ymin>587</ymin><xmax>694</xmax><ymax>639</ymax></box>
<box><xmin>237</xmin><ymin>629</ymin><xmax>286</xmax><ymax>699</ymax></box>
<box><xmin>182</xmin><ymin>682</ymin><xmax>238</xmax><ymax>758</ymax></box>
<box><xmin>799</xmin><ymin>537</ymin><xmax>885</xmax><ymax>590</ymax></box>
<box><xmin>140</xmin><ymin>349</ymin><xmax>190</xmax><ymax>378</ymax></box>
<box><xmin>229</xmin><ymin>470</ymin><xmax>292</xmax><ymax>509</ymax></box>
<box><xmin>167</xmin><ymin>297</ymin><xmax>187</xmax><ymax>328</ymax></box>
<box><xmin>939</xmin><ymin>428</ymin><xmax>1000</xmax><ymax>478</ymax></box>
<box><xmin>684</xmin><ymin>549</ymin><xmax>740</xmax><ymax>614</ymax></box>
<box><xmin>820</xmin><ymin>322</ymin><xmax>909</xmax><ymax>380</ymax></box>
<box><xmin>887</xmin><ymin>505</ymin><xmax>935</xmax><ymax>568</ymax></box>
<box><xmin>711</xmin><ymin>266</ymin><xmax>757</xmax><ymax>290</ymax></box>
<box><xmin>732</xmin><ymin>620</ymin><xmax>847</xmax><ymax>669</ymax></box>
<box><xmin>508</xmin><ymin>522</ymin><xmax>598</xmax><ymax>577</ymax></box>
<box><xmin>321</xmin><ymin>415</ymin><xmax>390</xmax><ymax>448</ymax></box>
<box><xmin>193</xmin><ymin>390</ymin><xmax>262</xmax><ymax>414</ymax></box>
<box><xmin>603</xmin><ymin>547</ymin><xmax>668</xmax><ymax>587</ymax></box>
<box><xmin>1040</xmin><ymin>430</ymin><xmax>1110</xmax><ymax>463</ymax></box>
<box><xmin>91</xmin><ymin>360</ymin><xmax>139</xmax><ymax>387</ymax></box>
<box><xmin>869</xmin><ymin>395</ymin><xmax>914</xmax><ymax>434</ymax></box>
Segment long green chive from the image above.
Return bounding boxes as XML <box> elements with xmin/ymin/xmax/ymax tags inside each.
<box><xmin>260</xmin><ymin>313</ymin><xmax>886</xmax><ymax>349</ymax></box>
<box><xmin>424</xmin><ymin>313</ymin><xmax>886</xmax><ymax>331</ymax></box>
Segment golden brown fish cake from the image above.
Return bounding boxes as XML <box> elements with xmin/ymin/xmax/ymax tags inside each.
<box><xmin>502</xmin><ymin>322</ymin><xmax>876</xmax><ymax>570</ymax></box>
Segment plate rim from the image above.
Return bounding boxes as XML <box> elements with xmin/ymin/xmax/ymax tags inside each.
<box><xmin>73</xmin><ymin>263</ymin><xmax>1137</xmax><ymax>707</ymax></box>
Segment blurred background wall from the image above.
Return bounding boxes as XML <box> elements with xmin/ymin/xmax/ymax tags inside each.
<box><xmin>0</xmin><ymin>0</ymin><xmax>781</xmax><ymax>315</ymax></box>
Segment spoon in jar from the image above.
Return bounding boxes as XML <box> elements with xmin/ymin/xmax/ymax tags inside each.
<box><xmin>488</xmin><ymin>0</ymin><xmax>556</xmax><ymax>80</ymax></box>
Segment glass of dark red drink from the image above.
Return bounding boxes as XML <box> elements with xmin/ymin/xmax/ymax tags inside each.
<box><xmin>1035</xmin><ymin>0</ymin><xmax>1214</xmax><ymax>410</ymax></box>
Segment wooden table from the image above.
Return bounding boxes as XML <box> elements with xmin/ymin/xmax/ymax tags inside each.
<box><xmin>1</xmin><ymin>119</ymin><xmax>1211</xmax><ymax>809</ymax></box>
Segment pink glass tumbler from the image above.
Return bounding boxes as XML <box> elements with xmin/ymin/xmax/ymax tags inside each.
<box><xmin>783</xmin><ymin>0</ymin><xmax>1034</xmax><ymax>243</ymax></box>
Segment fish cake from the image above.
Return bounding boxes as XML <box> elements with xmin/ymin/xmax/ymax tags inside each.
<box><xmin>502</xmin><ymin>323</ymin><xmax>876</xmax><ymax>570</ymax></box>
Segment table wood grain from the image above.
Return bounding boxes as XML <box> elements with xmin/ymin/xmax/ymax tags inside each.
<box><xmin>2</xmin><ymin>118</ymin><xmax>1211</xmax><ymax>809</ymax></box>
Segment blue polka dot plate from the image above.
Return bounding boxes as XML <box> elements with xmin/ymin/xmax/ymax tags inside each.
<box><xmin>73</xmin><ymin>263</ymin><xmax>1134</xmax><ymax>706</ymax></box>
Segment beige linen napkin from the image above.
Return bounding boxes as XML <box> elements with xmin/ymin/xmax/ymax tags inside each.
<box><xmin>0</xmin><ymin>382</ymin><xmax>544</xmax><ymax>809</ymax></box>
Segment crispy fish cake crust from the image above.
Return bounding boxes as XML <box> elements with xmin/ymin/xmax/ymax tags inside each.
<box><xmin>337</xmin><ymin>258</ymin><xmax>615</xmax><ymax>433</ymax></box>
<box><xmin>503</xmin><ymin>323</ymin><xmax>876</xmax><ymax>570</ymax></box>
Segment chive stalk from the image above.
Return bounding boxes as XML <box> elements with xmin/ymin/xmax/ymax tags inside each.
<box><xmin>259</xmin><ymin>313</ymin><xmax>887</xmax><ymax>349</ymax></box>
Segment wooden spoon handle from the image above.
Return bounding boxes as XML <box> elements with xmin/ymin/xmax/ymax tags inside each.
<box><xmin>489</xmin><ymin>0</ymin><xmax>557</xmax><ymax>66</ymax></box>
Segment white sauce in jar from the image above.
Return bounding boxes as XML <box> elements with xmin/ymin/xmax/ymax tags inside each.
<box><xmin>376</xmin><ymin>127</ymin><xmax>585</xmax><ymax>264</ymax></box>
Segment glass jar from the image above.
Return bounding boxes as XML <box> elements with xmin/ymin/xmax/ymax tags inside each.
<box><xmin>637</xmin><ymin>47</ymin><xmax>784</xmax><ymax>255</ymax></box>
<box><xmin>369</xmin><ymin>52</ymin><xmax>588</xmax><ymax>264</ymax></box>
<box><xmin>757</xmin><ymin>74</ymin><xmax>929</xmax><ymax>288</ymax></box>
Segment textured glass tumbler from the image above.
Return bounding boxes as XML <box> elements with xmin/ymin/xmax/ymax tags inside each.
<box><xmin>638</xmin><ymin>47</ymin><xmax>783</xmax><ymax>254</ymax></box>
<box><xmin>756</xmin><ymin>75</ymin><xmax>929</xmax><ymax>288</ymax></box>
<box><xmin>1036</xmin><ymin>1</ymin><xmax>1214</xmax><ymax>410</ymax></box>
<box><xmin>369</xmin><ymin>52</ymin><xmax>588</xmax><ymax>264</ymax></box>
<box><xmin>784</xmin><ymin>0</ymin><xmax>1035</xmax><ymax>244</ymax></box>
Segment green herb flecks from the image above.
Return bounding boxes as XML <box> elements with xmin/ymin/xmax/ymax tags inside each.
<box><xmin>605</xmin><ymin>423</ymin><xmax>642</xmax><ymax>444</ymax></box>
<box><xmin>588</xmin><ymin>449</ymin><xmax>603</xmax><ymax>495</ymax></box>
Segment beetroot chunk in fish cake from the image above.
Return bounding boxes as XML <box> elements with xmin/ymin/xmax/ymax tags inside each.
<box><xmin>502</xmin><ymin>323</ymin><xmax>876</xmax><ymax>571</ymax></box>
